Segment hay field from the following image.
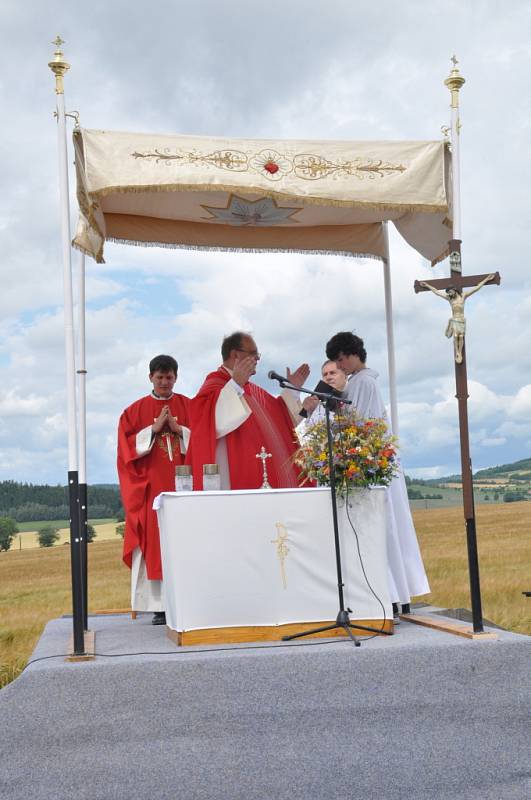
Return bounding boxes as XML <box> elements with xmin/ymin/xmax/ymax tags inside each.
<box><xmin>0</xmin><ymin>536</ymin><xmax>130</xmax><ymax>687</ymax></box>
<box><xmin>411</xmin><ymin>502</ymin><xmax>530</xmax><ymax>633</ymax></box>
<box><xmin>1</xmin><ymin>502</ymin><xmax>530</xmax><ymax>689</ymax></box>
<box><xmin>10</xmin><ymin>520</ymin><xmax>119</xmax><ymax>550</ymax></box>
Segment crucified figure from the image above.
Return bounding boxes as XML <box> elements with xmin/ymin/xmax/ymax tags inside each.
<box><xmin>420</xmin><ymin>273</ymin><xmax>496</xmax><ymax>363</ymax></box>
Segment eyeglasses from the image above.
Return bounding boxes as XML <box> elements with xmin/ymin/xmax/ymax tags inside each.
<box><xmin>236</xmin><ymin>348</ymin><xmax>261</xmax><ymax>358</ymax></box>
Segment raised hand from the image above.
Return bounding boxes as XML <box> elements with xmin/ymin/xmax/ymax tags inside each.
<box><xmin>232</xmin><ymin>354</ymin><xmax>257</xmax><ymax>387</ymax></box>
<box><xmin>286</xmin><ymin>363</ymin><xmax>310</xmax><ymax>388</ymax></box>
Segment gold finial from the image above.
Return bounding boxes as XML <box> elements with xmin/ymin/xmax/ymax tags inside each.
<box><xmin>48</xmin><ymin>36</ymin><xmax>70</xmax><ymax>95</ymax></box>
<box><xmin>444</xmin><ymin>55</ymin><xmax>465</xmax><ymax>109</ymax></box>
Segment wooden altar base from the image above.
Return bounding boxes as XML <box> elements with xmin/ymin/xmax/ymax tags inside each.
<box><xmin>167</xmin><ymin>618</ymin><xmax>394</xmax><ymax>646</ymax></box>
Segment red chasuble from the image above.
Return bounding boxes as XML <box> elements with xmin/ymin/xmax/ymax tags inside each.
<box><xmin>118</xmin><ymin>393</ymin><xmax>190</xmax><ymax>580</ymax></box>
<box><xmin>186</xmin><ymin>367</ymin><xmax>301</xmax><ymax>490</ymax></box>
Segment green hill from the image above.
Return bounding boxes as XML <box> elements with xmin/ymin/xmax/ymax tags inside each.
<box><xmin>410</xmin><ymin>456</ymin><xmax>531</xmax><ymax>486</ymax></box>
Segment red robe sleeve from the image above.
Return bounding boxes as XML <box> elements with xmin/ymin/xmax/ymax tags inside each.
<box><xmin>185</xmin><ymin>369</ymin><xmax>230</xmax><ymax>491</ymax></box>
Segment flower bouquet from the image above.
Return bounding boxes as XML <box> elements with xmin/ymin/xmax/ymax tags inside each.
<box><xmin>296</xmin><ymin>412</ymin><xmax>398</xmax><ymax>493</ymax></box>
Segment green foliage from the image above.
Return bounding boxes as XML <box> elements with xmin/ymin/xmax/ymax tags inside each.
<box><xmin>407</xmin><ymin>489</ymin><xmax>443</xmax><ymax>501</ymax></box>
<box><xmin>0</xmin><ymin>517</ymin><xmax>19</xmax><ymax>551</ymax></box>
<box><xmin>86</xmin><ymin>524</ymin><xmax>96</xmax><ymax>543</ymax></box>
<box><xmin>503</xmin><ymin>491</ymin><xmax>527</xmax><ymax>503</ymax></box>
<box><xmin>37</xmin><ymin>526</ymin><xmax>60</xmax><ymax>548</ymax></box>
<box><xmin>115</xmin><ymin>523</ymin><xmax>125</xmax><ymax>538</ymax></box>
<box><xmin>0</xmin><ymin>480</ymin><xmax>123</xmax><ymax>522</ymax></box>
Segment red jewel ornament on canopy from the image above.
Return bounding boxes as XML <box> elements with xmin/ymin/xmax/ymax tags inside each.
<box><xmin>249</xmin><ymin>149</ymin><xmax>292</xmax><ymax>181</ymax></box>
<box><xmin>264</xmin><ymin>161</ymin><xmax>279</xmax><ymax>174</ymax></box>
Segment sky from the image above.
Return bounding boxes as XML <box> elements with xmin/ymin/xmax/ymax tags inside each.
<box><xmin>1</xmin><ymin>0</ymin><xmax>530</xmax><ymax>485</ymax></box>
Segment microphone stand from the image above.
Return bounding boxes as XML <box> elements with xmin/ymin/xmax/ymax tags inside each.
<box><xmin>274</xmin><ymin>376</ymin><xmax>391</xmax><ymax>646</ymax></box>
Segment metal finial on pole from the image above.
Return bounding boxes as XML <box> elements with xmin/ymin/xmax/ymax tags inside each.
<box><xmin>48</xmin><ymin>36</ymin><xmax>70</xmax><ymax>95</ymax></box>
<box><xmin>444</xmin><ymin>56</ymin><xmax>465</xmax><ymax>109</ymax></box>
<box><xmin>444</xmin><ymin>55</ymin><xmax>465</xmax><ymax>241</ymax></box>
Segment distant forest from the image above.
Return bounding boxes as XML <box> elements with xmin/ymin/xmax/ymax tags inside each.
<box><xmin>0</xmin><ymin>481</ymin><xmax>123</xmax><ymax>522</ymax></box>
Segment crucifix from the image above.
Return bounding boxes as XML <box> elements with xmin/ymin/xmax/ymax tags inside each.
<box><xmin>256</xmin><ymin>446</ymin><xmax>272</xmax><ymax>489</ymax></box>
<box><xmin>413</xmin><ymin>58</ymin><xmax>502</xmax><ymax>635</ymax></box>
<box><xmin>414</xmin><ymin>269</ymin><xmax>500</xmax><ymax>363</ymax></box>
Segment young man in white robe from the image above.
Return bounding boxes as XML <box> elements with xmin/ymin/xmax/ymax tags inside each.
<box><xmin>326</xmin><ymin>331</ymin><xmax>430</xmax><ymax>621</ymax></box>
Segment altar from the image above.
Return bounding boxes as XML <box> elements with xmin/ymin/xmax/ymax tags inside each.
<box><xmin>154</xmin><ymin>486</ymin><xmax>393</xmax><ymax>644</ymax></box>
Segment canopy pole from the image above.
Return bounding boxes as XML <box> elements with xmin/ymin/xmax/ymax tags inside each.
<box><xmin>48</xmin><ymin>37</ymin><xmax>86</xmax><ymax>655</ymax></box>
<box><xmin>382</xmin><ymin>223</ymin><xmax>399</xmax><ymax>437</ymax></box>
<box><xmin>77</xmin><ymin>251</ymin><xmax>89</xmax><ymax>629</ymax></box>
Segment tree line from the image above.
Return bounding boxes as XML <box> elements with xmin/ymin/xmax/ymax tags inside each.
<box><xmin>0</xmin><ymin>480</ymin><xmax>123</xmax><ymax>522</ymax></box>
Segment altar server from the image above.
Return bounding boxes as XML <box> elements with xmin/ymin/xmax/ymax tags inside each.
<box><xmin>326</xmin><ymin>331</ymin><xmax>430</xmax><ymax>618</ymax></box>
<box><xmin>118</xmin><ymin>354</ymin><xmax>190</xmax><ymax>624</ymax></box>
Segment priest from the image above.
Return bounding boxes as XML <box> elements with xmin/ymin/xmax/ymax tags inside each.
<box><xmin>118</xmin><ymin>354</ymin><xmax>190</xmax><ymax>624</ymax></box>
<box><xmin>186</xmin><ymin>332</ymin><xmax>309</xmax><ymax>490</ymax></box>
<box><xmin>326</xmin><ymin>331</ymin><xmax>430</xmax><ymax>621</ymax></box>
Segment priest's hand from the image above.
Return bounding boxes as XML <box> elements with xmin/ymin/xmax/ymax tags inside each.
<box><xmin>232</xmin><ymin>354</ymin><xmax>256</xmax><ymax>387</ymax></box>
<box><xmin>166</xmin><ymin>413</ymin><xmax>183</xmax><ymax>437</ymax></box>
<box><xmin>287</xmin><ymin>363</ymin><xmax>310</xmax><ymax>388</ymax></box>
<box><xmin>152</xmin><ymin>406</ymin><xmax>171</xmax><ymax>434</ymax></box>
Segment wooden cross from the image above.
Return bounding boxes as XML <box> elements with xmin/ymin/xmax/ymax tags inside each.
<box><xmin>414</xmin><ymin>238</ymin><xmax>501</xmax><ymax>633</ymax></box>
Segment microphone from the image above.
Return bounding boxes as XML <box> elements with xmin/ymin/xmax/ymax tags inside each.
<box><xmin>268</xmin><ymin>370</ymin><xmax>288</xmax><ymax>383</ymax></box>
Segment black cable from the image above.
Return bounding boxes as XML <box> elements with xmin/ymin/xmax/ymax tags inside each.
<box><xmin>20</xmin><ymin>636</ymin><xmax>352</xmax><ymax>673</ymax></box>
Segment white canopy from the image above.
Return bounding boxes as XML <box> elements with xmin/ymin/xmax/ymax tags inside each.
<box><xmin>73</xmin><ymin>129</ymin><xmax>452</xmax><ymax>265</ymax></box>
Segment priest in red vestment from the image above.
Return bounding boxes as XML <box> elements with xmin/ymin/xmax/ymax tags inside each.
<box><xmin>118</xmin><ymin>354</ymin><xmax>190</xmax><ymax>624</ymax></box>
<box><xmin>186</xmin><ymin>332</ymin><xmax>309</xmax><ymax>490</ymax></box>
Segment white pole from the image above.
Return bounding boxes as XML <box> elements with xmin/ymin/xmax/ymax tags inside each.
<box><xmin>445</xmin><ymin>57</ymin><xmax>465</xmax><ymax>241</ymax></box>
<box><xmin>77</xmin><ymin>251</ymin><xmax>87</xmax><ymax>485</ymax></box>
<box><xmin>382</xmin><ymin>222</ymin><xmax>399</xmax><ymax>437</ymax></box>
<box><xmin>49</xmin><ymin>40</ymin><xmax>78</xmax><ymax>472</ymax></box>
<box><xmin>49</xmin><ymin>38</ymin><xmax>86</xmax><ymax>654</ymax></box>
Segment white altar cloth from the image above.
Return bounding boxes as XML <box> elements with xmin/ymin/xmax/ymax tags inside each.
<box><xmin>154</xmin><ymin>487</ymin><xmax>391</xmax><ymax>633</ymax></box>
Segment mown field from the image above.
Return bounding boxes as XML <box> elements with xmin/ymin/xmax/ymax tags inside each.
<box><xmin>10</xmin><ymin>520</ymin><xmax>119</xmax><ymax>550</ymax></box>
<box><xmin>1</xmin><ymin>503</ymin><xmax>530</xmax><ymax>688</ymax></box>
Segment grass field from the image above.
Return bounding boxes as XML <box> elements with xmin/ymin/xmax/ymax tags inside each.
<box><xmin>9</xmin><ymin>518</ymin><xmax>118</xmax><ymax>550</ymax></box>
<box><xmin>407</xmin><ymin>484</ymin><xmax>522</xmax><ymax>510</ymax></box>
<box><xmin>1</xmin><ymin>503</ymin><xmax>530</xmax><ymax>689</ymax></box>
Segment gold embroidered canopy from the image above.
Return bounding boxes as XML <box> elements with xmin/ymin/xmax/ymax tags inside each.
<box><xmin>72</xmin><ymin>128</ymin><xmax>452</xmax><ymax>264</ymax></box>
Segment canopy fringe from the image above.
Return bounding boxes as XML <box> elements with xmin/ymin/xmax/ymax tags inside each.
<box><xmin>103</xmin><ymin>235</ymin><xmax>385</xmax><ymax>262</ymax></box>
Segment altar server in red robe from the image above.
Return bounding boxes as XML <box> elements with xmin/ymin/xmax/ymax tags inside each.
<box><xmin>186</xmin><ymin>332</ymin><xmax>309</xmax><ymax>490</ymax></box>
<box><xmin>118</xmin><ymin>354</ymin><xmax>190</xmax><ymax>624</ymax></box>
